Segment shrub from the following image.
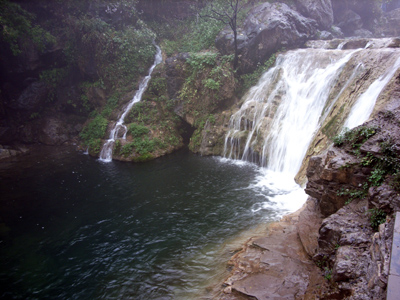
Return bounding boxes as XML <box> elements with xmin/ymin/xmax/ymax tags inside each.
<box><xmin>368</xmin><ymin>208</ymin><xmax>386</xmax><ymax>231</ymax></box>
<box><xmin>369</xmin><ymin>168</ymin><xmax>386</xmax><ymax>187</ymax></box>
<box><xmin>134</xmin><ymin>137</ymin><xmax>155</xmax><ymax>155</ymax></box>
<box><xmin>80</xmin><ymin>115</ymin><xmax>108</xmax><ymax>144</ymax></box>
<box><xmin>333</xmin><ymin>126</ymin><xmax>377</xmax><ymax>147</ymax></box>
<box><xmin>128</xmin><ymin>123</ymin><xmax>150</xmax><ymax>138</ymax></box>
<box><xmin>0</xmin><ymin>1</ymin><xmax>55</xmax><ymax>56</ymax></box>
<box><xmin>240</xmin><ymin>54</ymin><xmax>277</xmax><ymax>93</ymax></box>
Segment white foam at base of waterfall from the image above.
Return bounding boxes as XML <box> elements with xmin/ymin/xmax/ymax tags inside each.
<box><xmin>223</xmin><ymin>47</ymin><xmax>400</xmax><ymax>217</ymax></box>
<box><xmin>99</xmin><ymin>44</ymin><xmax>162</xmax><ymax>162</ymax></box>
<box><xmin>250</xmin><ymin>169</ymin><xmax>307</xmax><ymax>216</ymax></box>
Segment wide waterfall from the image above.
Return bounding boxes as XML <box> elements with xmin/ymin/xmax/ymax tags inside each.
<box><xmin>223</xmin><ymin>45</ymin><xmax>400</xmax><ymax>211</ymax></box>
<box><xmin>99</xmin><ymin>45</ymin><xmax>163</xmax><ymax>162</ymax></box>
<box><xmin>224</xmin><ymin>49</ymin><xmax>358</xmax><ymax>176</ymax></box>
<box><xmin>224</xmin><ymin>46</ymin><xmax>400</xmax><ymax>177</ymax></box>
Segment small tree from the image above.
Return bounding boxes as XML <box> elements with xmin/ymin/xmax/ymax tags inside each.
<box><xmin>199</xmin><ymin>0</ymin><xmax>247</xmax><ymax>70</ymax></box>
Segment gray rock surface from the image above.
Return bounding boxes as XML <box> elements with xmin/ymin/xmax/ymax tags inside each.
<box><xmin>216</xmin><ymin>2</ymin><xmax>318</xmax><ymax>73</ymax></box>
<box><xmin>295</xmin><ymin>0</ymin><xmax>334</xmax><ymax>29</ymax></box>
<box><xmin>8</xmin><ymin>81</ymin><xmax>49</xmax><ymax>111</ymax></box>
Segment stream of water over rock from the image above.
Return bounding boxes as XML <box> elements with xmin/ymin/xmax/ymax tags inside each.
<box><xmin>99</xmin><ymin>44</ymin><xmax>163</xmax><ymax>162</ymax></box>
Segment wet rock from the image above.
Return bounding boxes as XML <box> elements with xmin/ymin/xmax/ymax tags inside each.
<box><xmin>305</xmin><ymin>148</ymin><xmax>368</xmax><ymax>217</ymax></box>
<box><xmin>39</xmin><ymin>117</ymin><xmax>70</xmax><ymax>145</ymax></box>
<box><xmin>369</xmin><ymin>184</ymin><xmax>400</xmax><ymax>212</ymax></box>
<box><xmin>333</xmin><ymin>245</ymin><xmax>364</xmax><ymax>281</ymax></box>
<box><xmin>353</xmin><ymin>28</ymin><xmax>374</xmax><ymax>38</ymax></box>
<box><xmin>0</xmin><ymin>144</ymin><xmax>29</xmax><ymax>160</ymax></box>
<box><xmin>218</xmin><ymin>201</ymin><xmax>326</xmax><ymax>300</ymax></box>
<box><xmin>87</xmin><ymin>86</ymin><xmax>107</xmax><ymax>108</ymax></box>
<box><xmin>0</xmin><ymin>147</ymin><xmax>19</xmax><ymax>160</ymax></box>
<box><xmin>298</xmin><ymin>197</ymin><xmax>323</xmax><ymax>257</ymax></box>
<box><xmin>295</xmin><ymin>0</ymin><xmax>334</xmax><ymax>30</ymax></box>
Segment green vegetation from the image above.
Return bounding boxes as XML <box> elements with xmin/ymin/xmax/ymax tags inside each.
<box><xmin>152</xmin><ymin>2</ymin><xmax>226</xmax><ymax>55</ymax></box>
<box><xmin>333</xmin><ymin>126</ymin><xmax>377</xmax><ymax>148</ymax></box>
<box><xmin>368</xmin><ymin>208</ymin><xmax>387</xmax><ymax>230</ymax></box>
<box><xmin>337</xmin><ymin>186</ymin><xmax>368</xmax><ymax>205</ymax></box>
<box><xmin>128</xmin><ymin>123</ymin><xmax>150</xmax><ymax>138</ymax></box>
<box><xmin>240</xmin><ymin>54</ymin><xmax>277</xmax><ymax>94</ymax></box>
<box><xmin>0</xmin><ymin>0</ymin><xmax>55</xmax><ymax>56</ymax></box>
<box><xmin>180</xmin><ymin>52</ymin><xmax>234</xmax><ymax>106</ymax></box>
<box><xmin>79</xmin><ymin>114</ymin><xmax>108</xmax><ymax>154</ymax></box>
<box><xmin>324</xmin><ymin>267</ymin><xmax>332</xmax><ymax>281</ymax></box>
<box><xmin>119</xmin><ymin>136</ymin><xmax>162</xmax><ymax>162</ymax></box>
<box><xmin>64</xmin><ymin>15</ymin><xmax>156</xmax><ymax>88</ymax></box>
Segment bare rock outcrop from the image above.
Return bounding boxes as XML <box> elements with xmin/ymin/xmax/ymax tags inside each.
<box><xmin>218</xmin><ymin>199</ymin><xmax>326</xmax><ymax>300</ymax></box>
<box><xmin>304</xmin><ymin>108</ymin><xmax>400</xmax><ymax>299</ymax></box>
<box><xmin>295</xmin><ymin>0</ymin><xmax>334</xmax><ymax>30</ymax></box>
<box><xmin>216</xmin><ymin>2</ymin><xmax>318</xmax><ymax>74</ymax></box>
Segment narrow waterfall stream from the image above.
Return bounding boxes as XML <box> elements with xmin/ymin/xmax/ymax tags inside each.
<box><xmin>345</xmin><ymin>55</ymin><xmax>400</xmax><ymax>129</ymax></box>
<box><xmin>99</xmin><ymin>45</ymin><xmax>163</xmax><ymax>162</ymax></box>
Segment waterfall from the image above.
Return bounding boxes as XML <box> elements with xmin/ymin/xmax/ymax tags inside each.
<box><xmin>224</xmin><ymin>49</ymin><xmax>358</xmax><ymax>178</ymax></box>
<box><xmin>344</xmin><ymin>55</ymin><xmax>400</xmax><ymax>129</ymax></box>
<box><xmin>223</xmin><ymin>46</ymin><xmax>400</xmax><ymax>213</ymax></box>
<box><xmin>99</xmin><ymin>45</ymin><xmax>163</xmax><ymax>162</ymax></box>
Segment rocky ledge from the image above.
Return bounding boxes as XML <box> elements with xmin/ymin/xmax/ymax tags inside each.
<box><xmin>218</xmin><ymin>101</ymin><xmax>400</xmax><ymax>299</ymax></box>
<box><xmin>217</xmin><ymin>199</ymin><xmax>327</xmax><ymax>299</ymax></box>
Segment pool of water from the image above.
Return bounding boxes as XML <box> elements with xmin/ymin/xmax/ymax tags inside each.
<box><xmin>0</xmin><ymin>147</ymin><xmax>303</xmax><ymax>299</ymax></box>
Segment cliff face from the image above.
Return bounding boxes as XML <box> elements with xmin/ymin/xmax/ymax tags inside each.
<box><xmin>303</xmin><ymin>105</ymin><xmax>400</xmax><ymax>299</ymax></box>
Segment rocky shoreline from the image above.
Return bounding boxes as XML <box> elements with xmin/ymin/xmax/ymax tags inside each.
<box><xmin>217</xmin><ymin>199</ymin><xmax>326</xmax><ymax>299</ymax></box>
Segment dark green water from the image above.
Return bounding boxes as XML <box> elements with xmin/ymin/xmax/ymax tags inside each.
<box><xmin>0</xmin><ymin>147</ymin><xmax>294</xmax><ymax>299</ymax></box>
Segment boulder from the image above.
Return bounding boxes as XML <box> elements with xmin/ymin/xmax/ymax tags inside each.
<box><xmin>220</xmin><ymin>204</ymin><xmax>325</xmax><ymax>300</ymax></box>
<box><xmin>331</xmin><ymin>0</ymin><xmax>382</xmax><ymax>34</ymax></box>
<box><xmin>305</xmin><ymin>148</ymin><xmax>369</xmax><ymax>217</ymax></box>
<box><xmin>318</xmin><ymin>30</ymin><xmax>333</xmax><ymax>40</ymax></box>
<box><xmin>39</xmin><ymin>117</ymin><xmax>70</xmax><ymax>145</ymax></box>
<box><xmin>216</xmin><ymin>2</ymin><xmax>318</xmax><ymax>73</ymax></box>
<box><xmin>295</xmin><ymin>0</ymin><xmax>334</xmax><ymax>30</ymax></box>
<box><xmin>335</xmin><ymin>9</ymin><xmax>363</xmax><ymax>36</ymax></box>
<box><xmin>8</xmin><ymin>81</ymin><xmax>49</xmax><ymax>111</ymax></box>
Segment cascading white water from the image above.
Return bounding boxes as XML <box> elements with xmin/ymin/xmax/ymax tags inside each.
<box><xmin>99</xmin><ymin>45</ymin><xmax>163</xmax><ymax>162</ymax></box>
<box><xmin>344</xmin><ymin>54</ymin><xmax>400</xmax><ymax>129</ymax></box>
<box><xmin>224</xmin><ymin>49</ymin><xmax>359</xmax><ymax>177</ymax></box>
<box><xmin>223</xmin><ymin>46</ymin><xmax>400</xmax><ymax>213</ymax></box>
